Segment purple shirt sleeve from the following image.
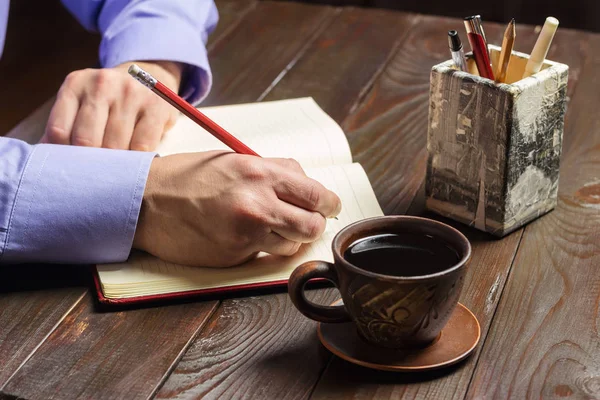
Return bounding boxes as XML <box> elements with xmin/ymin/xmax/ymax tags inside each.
<box><xmin>0</xmin><ymin>137</ymin><xmax>155</xmax><ymax>265</ymax></box>
<box><xmin>60</xmin><ymin>0</ymin><xmax>219</xmax><ymax>105</ymax></box>
<box><xmin>0</xmin><ymin>1</ymin><xmax>8</xmax><ymax>60</ymax></box>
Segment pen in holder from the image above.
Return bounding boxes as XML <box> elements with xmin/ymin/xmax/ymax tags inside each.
<box><xmin>426</xmin><ymin>45</ymin><xmax>569</xmax><ymax>237</ymax></box>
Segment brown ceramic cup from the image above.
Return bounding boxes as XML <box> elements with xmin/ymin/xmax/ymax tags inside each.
<box><xmin>288</xmin><ymin>216</ymin><xmax>471</xmax><ymax>349</ymax></box>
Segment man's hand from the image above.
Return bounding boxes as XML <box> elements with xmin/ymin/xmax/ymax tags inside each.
<box><xmin>41</xmin><ymin>61</ymin><xmax>182</xmax><ymax>151</ymax></box>
<box><xmin>133</xmin><ymin>152</ymin><xmax>342</xmax><ymax>267</ymax></box>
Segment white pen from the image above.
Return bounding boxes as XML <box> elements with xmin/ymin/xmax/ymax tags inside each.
<box><xmin>448</xmin><ymin>30</ymin><xmax>468</xmax><ymax>72</ymax></box>
<box><xmin>523</xmin><ymin>17</ymin><xmax>559</xmax><ymax>78</ymax></box>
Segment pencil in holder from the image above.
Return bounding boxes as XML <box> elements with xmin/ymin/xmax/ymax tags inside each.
<box><xmin>425</xmin><ymin>45</ymin><xmax>569</xmax><ymax>237</ymax></box>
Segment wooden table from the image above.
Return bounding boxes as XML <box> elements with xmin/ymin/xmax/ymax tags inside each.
<box><xmin>1</xmin><ymin>1</ymin><xmax>600</xmax><ymax>399</ymax></box>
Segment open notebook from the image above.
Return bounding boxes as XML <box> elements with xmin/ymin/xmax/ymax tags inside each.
<box><xmin>95</xmin><ymin>98</ymin><xmax>383</xmax><ymax>304</ymax></box>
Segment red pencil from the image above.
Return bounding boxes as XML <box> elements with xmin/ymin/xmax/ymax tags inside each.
<box><xmin>128</xmin><ymin>64</ymin><xmax>260</xmax><ymax>157</ymax></box>
<box><xmin>464</xmin><ymin>16</ymin><xmax>495</xmax><ymax>80</ymax></box>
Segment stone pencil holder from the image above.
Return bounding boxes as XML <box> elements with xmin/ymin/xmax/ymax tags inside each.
<box><xmin>426</xmin><ymin>45</ymin><xmax>569</xmax><ymax>237</ymax></box>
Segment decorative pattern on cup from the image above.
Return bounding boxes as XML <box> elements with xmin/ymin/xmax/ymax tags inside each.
<box><xmin>348</xmin><ymin>274</ymin><xmax>465</xmax><ymax>348</ymax></box>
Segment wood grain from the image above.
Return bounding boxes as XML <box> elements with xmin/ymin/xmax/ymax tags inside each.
<box><xmin>2</xmin><ymin>294</ymin><xmax>218</xmax><ymax>400</ymax></box>
<box><xmin>208</xmin><ymin>0</ymin><xmax>257</xmax><ymax>49</ymax></box>
<box><xmin>157</xmin><ymin>291</ymin><xmax>339</xmax><ymax>399</ymax></box>
<box><xmin>310</xmin><ymin>224</ymin><xmax>522</xmax><ymax>400</ymax></box>
<box><xmin>202</xmin><ymin>1</ymin><xmax>336</xmax><ymax>107</ymax></box>
<box><xmin>0</xmin><ymin>1</ymin><xmax>99</xmax><ymax>135</ymax></box>
<box><xmin>1</xmin><ymin>0</ymin><xmax>256</xmax><ymax>142</ymax></box>
<box><xmin>157</xmin><ymin>7</ymin><xmax>418</xmax><ymax>400</ymax></box>
<box><xmin>0</xmin><ymin>265</ymin><xmax>88</xmax><ymax>388</ymax></box>
<box><xmin>0</xmin><ymin>2</ymin><xmax>595</xmax><ymax>399</ymax></box>
<box><xmin>342</xmin><ymin>15</ymin><xmax>500</xmax><ymax>216</ymax></box>
<box><xmin>0</xmin><ymin>1</ymin><xmax>253</xmax><ymax>398</ymax></box>
<box><xmin>309</xmin><ymin>19</ymin><xmax>591</xmax><ymax>400</ymax></box>
<box><xmin>262</xmin><ymin>7</ymin><xmax>417</xmax><ymax>123</ymax></box>
<box><xmin>466</xmin><ymin>32</ymin><xmax>600</xmax><ymax>400</ymax></box>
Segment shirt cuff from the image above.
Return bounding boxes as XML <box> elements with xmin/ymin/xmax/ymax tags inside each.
<box><xmin>2</xmin><ymin>144</ymin><xmax>155</xmax><ymax>264</ymax></box>
<box><xmin>99</xmin><ymin>10</ymin><xmax>212</xmax><ymax>106</ymax></box>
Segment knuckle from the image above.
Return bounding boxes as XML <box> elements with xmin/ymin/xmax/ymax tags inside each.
<box><xmin>238</xmin><ymin>158</ymin><xmax>269</xmax><ymax>181</ymax></box>
<box><xmin>45</xmin><ymin>125</ymin><xmax>70</xmax><ymax>144</ymax></box>
<box><xmin>71</xmin><ymin>135</ymin><xmax>97</xmax><ymax>147</ymax></box>
<box><xmin>95</xmin><ymin>69</ymin><xmax>111</xmax><ymax>85</ymax></box>
<box><xmin>93</xmin><ymin>69</ymin><xmax>115</xmax><ymax>94</ymax></box>
<box><xmin>285</xmin><ymin>158</ymin><xmax>303</xmax><ymax>172</ymax></box>
<box><xmin>303</xmin><ymin>213</ymin><xmax>325</xmax><ymax>241</ymax></box>
<box><xmin>130</xmin><ymin>141</ymin><xmax>152</xmax><ymax>152</ymax></box>
<box><xmin>282</xmin><ymin>241</ymin><xmax>301</xmax><ymax>256</ymax></box>
<box><xmin>64</xmin><ymin>70</ymin><xmax>81</xmax><ymax>85</ymax></box>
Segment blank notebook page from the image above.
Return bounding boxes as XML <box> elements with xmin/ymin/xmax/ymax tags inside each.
<box><xmin>97</xmin><ymin>163</ymin><xmax>383</xmax><ymax>298</ymax></box>
<box><xmin>155</xmin><ymin>98</ymin><xmax>353</xmax><ymax>168</ymax></box>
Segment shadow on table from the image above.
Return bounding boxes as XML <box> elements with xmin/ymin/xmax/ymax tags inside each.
<box><xmin>409</xmin><ymin>209</ymin><xmax>508</xmax><ymax>246</ymax></box>
<box><xmin>257</xmin><ymin>337</ymin><xmax>469</xmax><ymax>391</ymax></box>
<box><xmin>324</xmin><ymin>355</ymin><xmax>466</xmax><ymax>383</ymax></box>
<box><xmin>0</xmin><ymin>262</ymin><xmax>90</xmax><ymax>294</ymax></box>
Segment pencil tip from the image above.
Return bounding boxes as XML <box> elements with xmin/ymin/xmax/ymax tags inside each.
<box><xmin>511</xmin><ymin>18</ymin><xmax>515</xmax><ymax>24</ymax></box>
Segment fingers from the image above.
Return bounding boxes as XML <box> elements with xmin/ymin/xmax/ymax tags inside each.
<box><xmin>261</xmin><ymin>232</ymin><xmax>302</xmax><ymax>256</ymax></box>
<box><xmin>269</xmin><ymin>201</ymin><xmax>327</xmax><ymax>243</ymax></box>
<box><xmin>42</xmin><ymin>67</ymin><xmax>177</xmax><ymax>151</ymax></box>
<box><xmin>102</xmin><ymin>100</ymin><xmax>137</xmax><ymax>150</ymax></box>
<box><xmin>130</xmin><ymin>112</ymin><xmax>164</xmax><ymax>152</ymax></box>
<box><xmin>271</xmin><ymin>167</ymin><xmax>341</xmax><ymax>218</ymax></box>
<box><xmin>43</xmin><ymin>87</ymin><xmax>80</xmax><ymax>145</ymax></box>
<box><xmin>70</xmin><ymin>100</ymin><xmax>110</xmax><ymax>147</ymax></box>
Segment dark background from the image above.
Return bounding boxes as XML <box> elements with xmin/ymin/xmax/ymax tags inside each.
<box><xmin>274</xmin><ymin>0</ymin><xmax>600</xmax><ymax>32</ymax></box>
<box><xmin>0</xmin><ymin>0</ymin><xmax>596</xmax><ymax>135</ymax></box>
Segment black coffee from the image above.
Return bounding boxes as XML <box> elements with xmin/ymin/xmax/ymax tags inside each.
<box><xmin>343</xmin><ymin>233</ymin><xmax>460</xmax><ymax>277</ymax></box>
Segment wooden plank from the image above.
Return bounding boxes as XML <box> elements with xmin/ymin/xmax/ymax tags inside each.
<box><xmin>156</xmin><ymin>8</ymin><xmax>418</xmax><ymax>400</ymax></box>
<box><xmin>0</xmin><ymin>1</ymin><xmax>99</xmax><ymax>135</ymax></box>
<box><xmin>309</xmin><ymin>19</ymin><xmax>591</xmax><ymax>400</ymax></box>
<box><xmin>202</xmin><ymin>1</ymin><xmax>336</xmax><ymax>106</ymax></box>
<box><xmin>0</xmin><ymin>265</ymin><xmax>88</xmax><ymax>388</ymax></box>
<box><xmin>262</xmin><ymin>7</ymin><xmax>416</xmax><ymax>123</ymax></box>
<box><xmin>343</xmin><ymin>15</ymin><xmax>502</xmax><ymax>216</ymax></box>
<box><xmin>2</xmin><ymin>0</ymin><xmax>256</xmax><ymax>143</ymax></box>
<box><xmin>156</xmin><ymin>291</ymin><xmax>338</xmax><ymax>399</ymax></box>
<box><xmin>0</xmin><ymin>1</ymin><xmax>254</xmax><ymax>398</ymax></box>
<box><xmin>208</xmin><ymin>0</ymin><xmax>257</xmax><ymax>49</ymax></box>
<box><xmin>466</xmin><ymin>32</ymin><xmax>600</xmax><ymax>400</ymax></box>
<box><xmin>1</xmin><ymin>294</ymin><xmax>218</xmax><ymax>400</ymax></box>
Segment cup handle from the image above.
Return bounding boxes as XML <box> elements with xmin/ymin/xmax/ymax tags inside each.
<box><xmin>288</xmin><ymin>261</ymin><xmax>351</xmax><ymax>323</ymax></box>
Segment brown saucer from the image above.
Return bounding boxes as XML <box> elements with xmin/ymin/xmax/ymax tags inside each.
<box><xmin>317</xmin><ymin>300</ymin><xmax>480</xmax><ymax>372</ymax></box>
